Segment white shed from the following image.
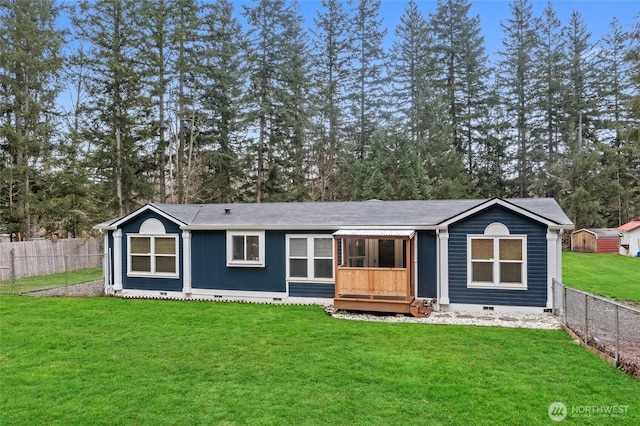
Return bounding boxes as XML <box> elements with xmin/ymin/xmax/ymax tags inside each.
<box><xmin>618</xmin><ymin>221</ymin><xmax>640</xmax><ymax>257</ymax></box>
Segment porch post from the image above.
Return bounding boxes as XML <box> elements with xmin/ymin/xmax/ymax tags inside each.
<box><xmin>113</xmin><ymin>229</ymin><xmax>123</xmax><ymax>291</ymax></box>
<box><xmin>182</xmin><ymin>230</ymin><xmax>192</xmax><ymax>295</ymax></box>
<box><xmin>333</xmin><ymin>238</ymin><xmax>340</xmax><ymax>299</ymax></box>
<box><xmin>546</xmin><ymin>230</ymin><xmax>558</xmax><ymax>308</ymax></box>
<box><xmin>438</xmin><ymin>230</ymin><xmax>450</xmax><ymax>305</ymax></box>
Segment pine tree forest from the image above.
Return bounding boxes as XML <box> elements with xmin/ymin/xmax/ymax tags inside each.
<box><xmin>1</xmin><ymin>0</ymin><xmax>639</xmax><ymax>239</ymax></box>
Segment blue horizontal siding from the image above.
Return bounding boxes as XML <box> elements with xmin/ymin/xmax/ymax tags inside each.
<box><xmin>191</xmin><ymin>229</ymin><xmax>334</xmax><ymax>293</ymax></box>
<box><xmin>448</xmin><ymin>205</ymin><xmax>548</xmax><ymax>307</ymax></box>
<box><xmin>417</xmin><ymin>231</ymin><xmax>437</xmax><ymax>298</ymax></box>
<box><xmin>289</xmin><ymin>282</ymin><xmax>334</xmax><ymax>298</ymax></box>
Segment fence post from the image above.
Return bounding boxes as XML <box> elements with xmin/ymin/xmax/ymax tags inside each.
<box><xmin>563</xmin><ymin>285</ymin><xmax>567</xmax><ymax>325</ymax></box>
<box><xmin>64</xmin><ymin>254</ymin><xmax>69</xmax><ymax>289</ymax></box>
<box><xmin>10</xmin><ymin>248</ymin><xmax>16</xmax><ymax>295</ymax></box>
<box><xmin>584</xmin><ymin>293</ymin><xmax>588</xmax><ymax>344</ymax></box>
<box><xmin>615</xmin><ymin>304</ymin><xmax>619</xmax><ymax>366</ymax></box>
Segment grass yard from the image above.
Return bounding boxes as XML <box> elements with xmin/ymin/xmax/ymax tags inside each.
<box><xmin>563</xmin><ymin>252</ymin><xmax>640</xmax><ymax>303</ymax></box>
<box><xmin>1</xmin><ymin>297</ymin><xmax>639</xmax><ymax>425</ymax></box>
<box><xmin>0</xmin><ymin>267</ymin><xmax>103</xmax><ymax>295</ymax></box>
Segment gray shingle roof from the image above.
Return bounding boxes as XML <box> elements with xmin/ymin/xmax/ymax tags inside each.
<box><xmin>124</xmin><ymin>198</ymin><xmax>571</xmax><ymax>229</ymax></box>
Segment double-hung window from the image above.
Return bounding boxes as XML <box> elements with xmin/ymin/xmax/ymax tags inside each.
<box><xmin>227</xmin><ymin>231</ymin><xmax>265</xmax><ymax>267</ymax></box>
<box><xmin>286</xmin><ymin>235</ymin><xmax>334</xmax><ymax>281</ymax></box>
<box><xmin>468</xmin><ymin>223</ymin><xmax>526</xmax><ymax>289</ymax></box>
<box><xmin>127</xmin><ymin>220</ymin><xmax>179</xmax><ymax>278</ymax></box>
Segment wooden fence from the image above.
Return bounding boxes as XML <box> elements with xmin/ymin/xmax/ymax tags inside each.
<box><xmin>0</xmin><ymin>238</ymin><xmax>104</xmax><ymax>281</ymax></box>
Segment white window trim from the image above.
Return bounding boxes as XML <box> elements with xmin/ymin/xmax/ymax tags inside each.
<box><xmin>226</xmin><ymin>231</ymin><xmax>265</xmax><ymax>267</ymax></box>
<box><xmin>126</xmin><ymin>233</ymin><xmax>179</xmax><ymax>278</ymax></box>
<box><xmin>467</xmin><ymin>234</ymin><xmax>527</xmax><ymax>290</ymax></box>
<box><xmin>286</xmin><ymin>235</ymin><xmax>335</xmax><ymax>282</ymax></box>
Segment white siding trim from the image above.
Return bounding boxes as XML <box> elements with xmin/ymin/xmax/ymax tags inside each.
<box><xmin>103</xmin><ymin>232</ymin><xmax>110</xmax><ymax>294</ymax></box>
<box><xmin>113</xmin><ymin>229</ymin><xmax>123</xmax><ymax>291</ymax></box>
<box><xmin>439</xmin><ymin>303</ymin><xmax>550</xmax><ymax>314</ymax></box>
<box><xmin>182</xmin><ymin>230</ymin><xmax>192</xmax><ymax>294</ymax></box>
<box><xmin>438</xmin><ymin>230</ymin><xmax>450</xmax><ymax>305</ymax></box>
<box><xmin>546</xmin><ymin>230</ymin><xmax>559</xmax><ymax>308</ymax></box>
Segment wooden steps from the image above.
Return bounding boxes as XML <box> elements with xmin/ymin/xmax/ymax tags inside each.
<box><xmin>334</xmin><ymin>296</ymin><xmax>432</xmax><ymax>318</ymax></box>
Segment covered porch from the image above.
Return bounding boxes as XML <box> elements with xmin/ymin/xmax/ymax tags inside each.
<box><xmin>332</xmin><ymin>229</ymin><xmax>429</xmax><ymax>317</ymax></box>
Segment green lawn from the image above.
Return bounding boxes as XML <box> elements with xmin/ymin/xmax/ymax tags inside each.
<box><xmin>1</xmin><ymin>297</ymin><xmax>638</xmax><ymax>425</ymax></box>
<box><xmin>563</xmin><ymin>252</ymin><xmax>640</xmax><ymax>303</ymax></box>
<box><xmin>0</xmin><ymin>267</ymin><xmax>103</xmax><ymax>295</ymax></box>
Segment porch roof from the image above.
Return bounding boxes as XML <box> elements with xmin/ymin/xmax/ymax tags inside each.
<box><xmin>332</xmin><ymin>229</ymin><xmax>416</xmax><ymax>239</ymax></box>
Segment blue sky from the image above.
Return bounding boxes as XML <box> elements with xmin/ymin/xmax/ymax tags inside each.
<box><xmin>286</xmin><ymin>0</ymin><xmax>639</xmax><ymax>57</ymax></box>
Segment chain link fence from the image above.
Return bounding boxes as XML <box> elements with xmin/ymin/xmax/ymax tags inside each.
<box><xmin>0</xmin><ymin>250</ymin><xmax>107</xmax><ymax>296</ymax></box>
<box><xmin>553</xmin><ymin>279</ymin><xmax>640</xmax><ymax>378</ymax></box>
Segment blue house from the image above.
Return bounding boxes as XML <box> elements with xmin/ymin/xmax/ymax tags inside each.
<box><xmin>94</xmin><ymin>198</ymin><xmax>573</xmax><ymax>314</ymax></box>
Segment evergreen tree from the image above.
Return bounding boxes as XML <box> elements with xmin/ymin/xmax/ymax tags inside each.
<box><xmin>0</xmin><ymin>0</ymin><xmax>65</xmax><ymax>239</ymax></box>
<box><xmin>496</xmin><ymin>0</ymin><xmax>540</xmax><ymax>197</ymax></box>
<box><xmin>620</xmin><ymin>13</ymin><xmax>640</xmax><ymax>222</ymax></box>
<box><xmin>136</xmin><ymin>0</ymin><xmax>173</xmax><ymax>203</ymax></box>
<box><xmin>595</xmin><ymin>18</ymin><xmax>634</xmax><ymax>225</ymax></box>
<box><xmin>172</xmin><ymin>0</ymin><xmax>201</xmax><ymax>203</ymax></box>
<box><xmin>557</xmin><ymin>11</ymin><xmax>603</xmax><ymax>227</ymax></box>
<box><xmin>474</xmin><ymin>86</ymin><xmax>511</xmax><ymax>197</ymax></box>
<box><xmin>429</xmin><ymin>0</ymin><xmax>490</xmax><ymax>175</ymax></box>
<box><xmin>349</xmin><ymin>0</ymin><xmax>387</xmax><ymax>160</ymax></box>
<box><xmin>195</xmin><ymin>0</ymin><xmax>246</xmax><ymax>203</ymax></box>
<box><xmin>353</xmin><ymin>127</ymin><xmax>429</xmax><ymax>200</ymax></box>
<box><xmin>562</xmin><ymin>11</ymin><xmax>598</xmax><ymax>151</ymax></box>
<box><xmin>310</xmin><ymin>0</ymin><xmax>354</xmax><ymax>201</ymax></box>
<box><xmin>243</xmin><ymin>0</ymin><xmax>312</xmax><ymax>202</ymax></box>
<box><xmin>530</xmin><ymin>0</ymin><xmax>565</xmax><ymax>198</ymax></box>
<box><xmin>273</xmin><ymin>0</ymin><xmax>312</xmax><ymax>201</ymax></box>
<box><xmin>389</xmin><ymin>0</ymin><xmax>430</xmax><ymax>143</ymax></box>
<box><xmin>74</xmin><ymin>0</ymin><xmax>153</xmax><ymax>216</ymax></box>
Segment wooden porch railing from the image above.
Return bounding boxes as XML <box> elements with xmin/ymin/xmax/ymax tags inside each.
<box><xmin>335</xmin><ymin>267</ymin><xmax>410</xmax><ymax>300</ymax></box>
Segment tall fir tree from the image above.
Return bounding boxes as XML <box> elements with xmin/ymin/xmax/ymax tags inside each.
<box><xmin>558</xmin><ymin>11</ymin><xmax>603</xmax><ymax>227</ymax></box>
<box><xmin>389</xmin><ymin>0</ymin><xmax>430</xmax><ymax>143</ymax></box>
<box><xmin>194</xmin><ymin>0</ymin><xmax>246</xmax><ymax>203</ymax></box>
<box><xmin>622</xmin><ymin>14</ymin><xmax>640</xmax><ymax>221</ymax></box>
<box><xmin>497</xmin><ymin>0</ymin><xmax>540</xmax><ymax>197</ymax></box>
<box><xmin>310</xmin><ymin>0</ymin><xmax>354</xmax><ymax>201</ymax></box>
<box><xmin>429</xmin><ymin>0</ymin><xmax>490</xmax><ymax>176</ymax></box>
<box><xmin>136</xmin><ymin>0</ymin><xmax>173</xmax><ymax>203</ymax></box>
<box><xmin>0</xmin><ymin>0</ymin><xmax>65</xmax><ymax>238</ymax></box>
<box><xmin>349</xmin><ymin>0</ymin><xmax>387</xmax><ymax>161</ymax></box>
<box><xmin>172</xmin><ymin>0</ymin><xmax>201</xmax><ymax>203</ymax></box>
<box><xmin>353</xmin><ymin>127</ymin><xmax>429</xmax><ymax>201</ymax></box>
<box><xmin>243</xmin><ymin>0</ymin><xmax>312</xmax><ymax>202</ymax></box>
<box><xmin>530</xmin><ymin>0</ymin><xmax>565</xmax><ymax>198</ymax></box>
<box><xmin>595</xmin><ymin>17</ymin><xmax>634</xmax><ymax>225</ymax></box>
<box><xmin>74</xmin><ymin>0</ymin><xmax>153</xmax><ymax>216</ymax></box>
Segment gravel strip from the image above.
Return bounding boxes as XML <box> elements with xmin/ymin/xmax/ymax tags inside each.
<box><xmin>23</xmin><ymin>280</ymin><xmax>104</xmax><ymax>297</ymax></box>
<box><xmin>327</xmin><ymin>307</ymin><xmax>562</xmax><ymax>330</ymax></box>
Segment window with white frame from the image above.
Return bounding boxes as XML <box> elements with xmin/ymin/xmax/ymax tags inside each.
<box><xmin>227</xmin><ymin>231</ymin><xmax>265</xmax><ymax>267</ymax></box>
<box><xmin>286</xmin><ymin>235</ymin><xmax>334</xmax><ymax>280</ymax></box>
<box><xmin>127</xmin><ymin>218</ymin><xmax>178</xmax><ymax>278</ymax></box>
<box><xmin>467</xmin><ymin>222</ymin><xmax>526</xmax><ymax>289</ymax></box>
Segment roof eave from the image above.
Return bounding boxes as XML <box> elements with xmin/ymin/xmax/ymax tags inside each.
<box><xmin>110</xmin><ymin>204</ymin><xmax>189</xmax><ymax>229</ymax></box>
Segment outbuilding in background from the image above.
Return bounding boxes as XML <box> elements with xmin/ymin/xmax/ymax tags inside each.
<box><xmin>617</xmin><ymin>221</ymin><xmax>640</xmax><ymax>257</ymax></box>
<box><xmin>571</xmin><ymin>228</ymin><xmax>619</xmax><ymax>254</ymax></box>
